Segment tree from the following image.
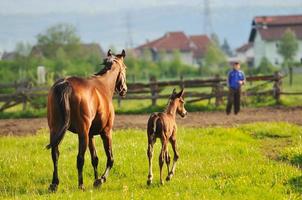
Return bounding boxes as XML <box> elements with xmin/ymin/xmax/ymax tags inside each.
<box><xmin>36</xmin><ymin>23</ymin><xmax>81</xmax><ymax>59</ymax></box>
<box><xmin>210</xmin><ymin>33</ymin><xmax>220</xmax><ymax>47</ymax></box>
<box><xmin>15</xmin><ymin>42</ymin><xmax>32</xmax><ymax>57</ymax></box>
<box><xmin>257</xmin><ymin>57</ymin><xmax>276</xmax><ymax>74</ymax></box>
<box><xmin>221</xmin><ymin>38</ymin><xmax>232</xmax><ymax>56</ymax></box>
<box><xmin>203</xmin><ymin>42</ymin><xmax>227</xmax><ymax>75</ymax></box>
<box><xmin>277</xmin><ymin>29</ymin><xmax>299</xmax><ymax>85</ymax></box>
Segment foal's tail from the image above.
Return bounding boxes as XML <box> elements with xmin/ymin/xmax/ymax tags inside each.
<box><xmin>46</xmin><ymin>80</ymin><xmax>72</xmax><ymax>149</ymax></box>
<box><xmin>147</xmin><ymin>113</ymin><xmax>160</xmax><ymax>137</ymax></box>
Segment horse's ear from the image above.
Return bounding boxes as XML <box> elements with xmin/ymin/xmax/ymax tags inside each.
<box><xmin>121</xmin><ymin>49</ymin><xmax>126</xmax><ymax>58</ymax></box>
<box><xmin>107</xmin><ymin>49</ymin><xmax>112</xmax><ymax>57</ymax></box>
<box><xmin>170</xmin><ymin>88</ymin><xmax>177</xmax><ymax>99</ymax></box>
<box><xmin>176</xmin><ymin>89</ymin><xmax>184</xmax><ymax>98</ymax></box>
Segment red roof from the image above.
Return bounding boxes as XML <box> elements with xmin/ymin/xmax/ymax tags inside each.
<box><xmin>236</xmin><ymin>43</ymin><xmax>253</xmax><ymax>53</ymax></box>
<box><xmin>254</xmin><ymin>15</ymin><xmax>302</xmax><ymax>26</ymax></box>
<box><xmin>189</xmin><ymin>35</ymin><xmax>211</xmax><ymax>57</ymax></box>
<box><xmin>136</xmin><ymin>32</ymin><xmax>211</xmax><ymax>58</ymax></box>
<box><xmin>137</xmin><ymin>32</ymin><xmax>192</xmax><ymax>52</ymax></box>
<box><xmin>249</xmin><ymin>14</ymin><xmax>302</xmax><ymax>42</ymax></box>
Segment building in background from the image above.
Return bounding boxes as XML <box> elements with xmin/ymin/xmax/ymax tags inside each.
<box><xmin>235</xmin><ymin>42</ymin><xmax>254</xmax><ymax>67</ymax></box>
<box><xmin>135</xmin><ymin>32</ymin><xmax>211</xmax><ymax>66</ymax></box>
<box><xmin>248</xmin><ymin>14</ymin><xmax>302</xmax><ymax>67</ymax></box>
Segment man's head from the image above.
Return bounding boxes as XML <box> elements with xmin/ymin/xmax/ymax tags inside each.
<box><xmin>232</xmin><ymin>61</ymin><xmax>240</xmax><ymax>70</ymax></box>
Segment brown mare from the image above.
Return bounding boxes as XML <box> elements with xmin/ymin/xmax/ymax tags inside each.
<box><xmin>46</xmin><ymin>49</ymin><xmax>127</xmax><ymax>191</ymax></box>
<box><xmin>146</xmin><ymin>89</ymin><xmax>187</xmax><ymax>185</ymax></box>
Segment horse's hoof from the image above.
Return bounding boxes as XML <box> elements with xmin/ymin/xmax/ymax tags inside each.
<box><xmin>48</xmin><ymin>184</ymin><xmax>58</xmax><ymax>192</ymax></box>
<box><xmin>93</xmin><ymin>178</ymin><xmax>105</xmax><ymax>188</ymax></box>
<box><xmin>78</xmin><ymin>184</ymin><xmax>85</xmax><ymax>191</ymax></box>
<box><xmin>160</xmin><ymin>180</ymin><xmax>164</xmax><ymax>185</ymax></box>
<box><xmin>147</xmin><ymin>179</ymin><xmax>152</xmax><ymax>186</ymax></box>
<box><xmin>166</xmin><ymin>172</ymin><xmax>173</xmax><ymax>181</ymax></box>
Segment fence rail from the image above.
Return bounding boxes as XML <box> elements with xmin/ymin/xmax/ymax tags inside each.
<box><xmin>0</xmin><ymin>72</ymin><xmax>301</xmax><ymax>112</ymax></box>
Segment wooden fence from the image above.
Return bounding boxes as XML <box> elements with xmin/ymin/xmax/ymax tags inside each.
<box><xmin>0</xmin><ymin>72</ymin><xmax>300</xmax><ymax>112</ymax></box>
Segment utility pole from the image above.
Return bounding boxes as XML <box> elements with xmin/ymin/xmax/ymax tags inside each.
<box><xmin>203</xmin><ymin>0</ymin><xmax>213</xmax><ymax>36</ymax></box>
<box><xmin>125</xmin><ymin>13</ymin><xmax>133</xmax><ymax>49</ymax></box>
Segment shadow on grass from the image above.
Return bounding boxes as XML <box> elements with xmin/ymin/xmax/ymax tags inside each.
<box><xmin>288</xmin><ymin>176</ymin><xmax>302</xmax><ymax>194</ymax></box>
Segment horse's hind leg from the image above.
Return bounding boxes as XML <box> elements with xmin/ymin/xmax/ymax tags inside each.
<box><xmin>166</xmin><ymin>137</ymin><xmax>179</xmax><ymax>181</ymax></box>
<box><xmin>147</xmin><ymin>137</ymin><xmax>156</xmax><ymax>185</ymax></box>
<box><xmin>89</xmin><ymin>136</ymin><xmax>99</xmax><ymax>180</ymax></box>
<box><xmin>159</xmin><ymin>140</ymin><xmax>168</xmax><ymax>185</ymax></box>
<box><xmin>77</xmin><ymin>133</ymin><xmax>89</xmax><ymax>190</ymax></box>
<box><xmin>49</xmin><ymin>146</ymin><xmax>59</xmax><ymax>192</ymax></box>
<box><xmin>165</xmin><ymin>148</ymin><xmax>171</xmax><ymax>178</ymax></box>
<box><xmin>94</xmin><ymin>128</ymin><xmax>114</xmax><ymax>188</ymax></box>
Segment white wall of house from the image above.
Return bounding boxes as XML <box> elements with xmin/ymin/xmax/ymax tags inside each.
<box><xmin>236</xmin><ymin>48</ymin><xmax>254</xmax><ymax>63</ymax></box>
<box><xmin>162</xmin><ymin>51</ymin><xmax>195</xmax><ymax>66</ymax></box>
<box><xmin>254</xmin><ymin>32</ymin><xmax>302</xmax><ymax>67</ymax></box>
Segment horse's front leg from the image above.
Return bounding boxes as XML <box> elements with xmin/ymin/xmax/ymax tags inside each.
<box><xmin>94</xmin><ymin>127</ymin><xmax>114</xmax><ymax>188</ymax></box>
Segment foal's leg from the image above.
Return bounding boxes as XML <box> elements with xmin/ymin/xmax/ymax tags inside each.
<box><xmin>147</xmin><ymin>137</ymin><xmax>156</xmax><ymax>185</ymax></box>
<box><xmin>49</xmin><ymin>146</ymin><xmax>59</xmax><ymax>192</ymax></box>
<box><xmin>159</xmin><ymin>139</ymin><xmax>168</xmax><ymax>185</ymax></box>
<box><xmin>166</xmin><ymin>137</ymin><xmax>179</xmax><ymax>181</ymax></box>
<box><xmin>89</xmin><ymin>136</ymin><xmax>99</xmax><ymax>180</ymax></box>
<box><xmin>165</xmin><ymin>148</ymin><xmax>171</xmax><ymax>177</ymax></box>
<box><xmin>77</xmin><ymin>133</ymin><xmax>89</xmax><ymax>190</ymax></box>
<box><xmin>94</xmin><ymin>129</ymin><xmax>114</xmax><ymax>187</ymax></box>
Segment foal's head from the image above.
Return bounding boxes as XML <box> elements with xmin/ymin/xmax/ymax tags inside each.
<box><xmin>101</xmin><ymin>49</ymin><xmax>128</xmax><ymax>97</ymax></box>
<box><xmin>169</xmin><ymin>88</ymin><xmax>187</xmax><ymax>118</ymax></box>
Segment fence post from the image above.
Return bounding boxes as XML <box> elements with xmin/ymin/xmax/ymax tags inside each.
<box><xmin>180</xmin><ymin>75</ymin><xmax>184</xmax><ymax>90</ymax></box>
<box><xmin>150</xmin><ymin>76</ymin><xmax>158</xmax><ymax>106</ymax></box>
<box><xmin>117</xmin><ymin>96</ymin><xmax>122</xmax><ymax>108</ymax></box>
<box><xmin>214</xmin><ymin>75</ymin><xmax>223</xmax><ymax>107</ymax></box>
<box><xmin>273</xmin><ymin>71</ymin><xmax>282</xmax><ymax>104</ymax></box>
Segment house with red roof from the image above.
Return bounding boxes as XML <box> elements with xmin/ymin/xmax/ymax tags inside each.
<box><xmin>235</xmin><ymin>42</ymin><xmax>254</xmax><ymax>67</ymax></box>
<box><xmin>135</xmin><ymin>31</ymin><xmax>211</xmax><ymax>66</ymax></box>
<box><xmin>248</xmin><ymin>14</ymin><xmax>302</xmax><ymax>67</ymax></box>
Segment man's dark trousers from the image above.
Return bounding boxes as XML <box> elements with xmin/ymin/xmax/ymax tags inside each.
<box><xmin>226</xmin><ymin>88</ymin><xmax>241</xmax><ymax>115</ymax></box>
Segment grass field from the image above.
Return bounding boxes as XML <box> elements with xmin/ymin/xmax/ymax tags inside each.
<box><xmin>1</xmin><ymin>122</ymin><xmax>302</xmax><ymax>199</ymax></box>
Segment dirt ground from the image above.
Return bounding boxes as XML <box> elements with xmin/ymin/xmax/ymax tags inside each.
<box><xmin>0</xmin><ymin>107</ymin><xmax>302</xmax><ymax>136</ymax></box>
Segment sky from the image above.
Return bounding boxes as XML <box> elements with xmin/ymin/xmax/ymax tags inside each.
<box><xmin>0</xmin><ymin>0</ymin><xmax>301</xmax><ymax>51</ymax></box>
<box><xmin>1</xmin><ymin>0</ymin><xmax>301</xmax><ymax>15</ymax></box>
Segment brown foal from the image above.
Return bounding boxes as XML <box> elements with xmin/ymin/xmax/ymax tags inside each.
<box><xmin>146</xmin><ymin>89</ymin><xmax>187</xmax><ymax>185</ymax></box>
<box><xmin>46</xmin><ymin>49</ymin><xmax>127</xmax><ymax>191</ymax></box>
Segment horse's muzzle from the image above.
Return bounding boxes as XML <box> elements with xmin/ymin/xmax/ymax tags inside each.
<box><xmin>180</xmin><ymin>111</ymin><xmax>188</xmax><ymax>118</ymax></box>
<box><xmin>119</xmin><ymin>88</ymin><xmax>127</xmax><ymax>97</ymax></box>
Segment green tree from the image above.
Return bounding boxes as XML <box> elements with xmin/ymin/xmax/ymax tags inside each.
<box><xmin>36</xmin><ymin>23</ymin><xmax>81</xmax><ymax>59</ymax></box>
<box><xmin>203</xmin><ymin>42</ymin><xmax>227</xmax><ymax>75</ymax></box>
<box><xmin>257</xmin><ymin>57</ymin><xmax>276</xmax><ymax>74</ymax></box>
<box><xmin>221</xmin><ymin>38</ymin><xmax>232</xmax><ymax>56</ymax></box>
<box><xmin>277</xmin><ymin>29</ymin><xmax>299</xmax><ymax>85</ymax></box>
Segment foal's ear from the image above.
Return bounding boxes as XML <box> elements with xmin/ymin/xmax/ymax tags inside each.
<box><xmin>121</xmin><ymin>49</ymin><xmax>126</xmax><ymax>58</ymax></box>
<box><xmin>176</xmin><ymin>89</ymin><xmax>184</xmax><ymax>98</ymax></box>
<box><xmin>170</xmin><ymin>88</ymin><xmax>177</xmax><ymax>99</ymax></box>
<box><xmin>107</xmin><ymin>49</ymin><xmax>112</xmax><ymax>57</ymax></box>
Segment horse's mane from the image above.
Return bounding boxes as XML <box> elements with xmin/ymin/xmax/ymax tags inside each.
<box><xmin>95</xmin><ymin>54</ymin><xmax>124</xmax><ymax>76</ymax></box>
<box><xmin>94</xmin><ymin>57</ymin><xmax>115</xmax><ymax>76</ymax></box>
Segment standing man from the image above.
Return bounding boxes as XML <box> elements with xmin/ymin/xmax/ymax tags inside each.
<box><xmin>226</xmin><ymin>61</ymin><xmax>245</xmax><ymax>115</ymax></box>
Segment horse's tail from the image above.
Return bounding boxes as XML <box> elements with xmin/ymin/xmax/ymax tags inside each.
<box><xmin>46</xmin><ymin>80</ymin><xmax>72</xmax><ymax>149</ymax></box>
<box><xmin>147</xmin><ymin>113</ymin><xmax>160</xmax><ymax>137</ymax></box>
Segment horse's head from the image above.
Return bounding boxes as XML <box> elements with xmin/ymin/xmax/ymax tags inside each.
<box><xmin>170</xmin><ymin>88</ymin><xmax>187</xmax><ymax>118</ymax></box>
<box><xmin>102</xmin><ymin>49</ymin><xmax>127</xmax><ymax>97</ymax></box>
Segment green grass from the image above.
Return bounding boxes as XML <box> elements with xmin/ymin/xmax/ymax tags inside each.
<box><xmin>1</xmin><ymin>123</ymin><xmax>302</xmax><ymax>199</ymax></box>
